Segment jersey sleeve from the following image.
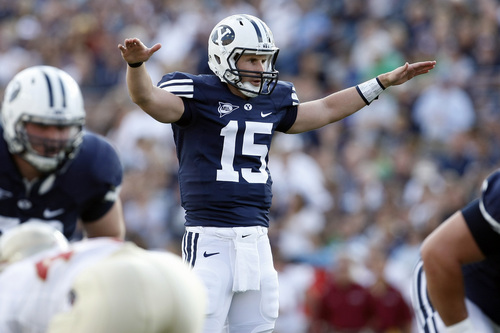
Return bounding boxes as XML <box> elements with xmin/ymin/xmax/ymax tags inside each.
<box><xmin>157</xmin><ymin>71</ymin><xmax>195</xmax><ymax>98</ymax></box>
<box><xmin>274</xmin><ymin>80</ymin><xmax>299</xmax><ymax>133</ymax></box>
<box><xmin>78</xmin><ymin>134</ymin><xmax>123</xmax><ymax>222</ymax></box>
<box><xmin>157</xmin><ymin>71</ymin><xmax>200</xmax><ymax>127</ymax></box>
<box><xmin>462</xmin><ymin>169</ymin><xmax>500</xmax><ymax>256</ymax></box>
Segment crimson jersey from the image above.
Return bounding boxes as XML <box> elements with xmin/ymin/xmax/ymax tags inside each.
<box><xmin>158</xmin><ymin>72</ymin><xmax>299</xmax><ymax>228</ymax></box>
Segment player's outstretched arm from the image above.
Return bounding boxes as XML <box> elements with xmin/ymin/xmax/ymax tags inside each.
<box><xmin>288</xmin><ymin>60</ymin><xmax>436</xmax><ymax>134</ymax></box>
<box><xmin>118</xmin><ymin>38</ymin><xmax>184</xmax><ymax>123</ymax></box>
<box><xmin>420</xmin><ymin>211</ymin><xmax>484</xmax><ymax>329</ymax></box>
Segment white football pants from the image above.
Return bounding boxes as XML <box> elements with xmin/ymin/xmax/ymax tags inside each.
<box><xmin>182</xmin><ymin>226</ymin><xmax>279</xmax><ymax>333</ymax></box>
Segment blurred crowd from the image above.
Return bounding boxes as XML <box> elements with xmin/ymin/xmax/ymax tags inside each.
<box><xmin>1</xmin><ymin>0</ymin><xmax>500</xmax><ymax>332</ymax></box>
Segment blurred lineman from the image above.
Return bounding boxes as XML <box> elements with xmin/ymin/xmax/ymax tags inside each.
<box><xmin>118</xmin><ymin>13</ymin><xmax>436</xmax><ymax>333</ymax></box>
<box><xmin>412</xmin><ymin>169</ymin><xmax>500</xmax><ymax>333</ymax></box>
<box><xmin>0</xmin><ymin>66</ymin><xmax>124</xmax><ymax>240</ymax></box>
<box><xmin>0</xmin><ymin>222</ymin><xmax>206</xmax><ymax>333</ymax></box>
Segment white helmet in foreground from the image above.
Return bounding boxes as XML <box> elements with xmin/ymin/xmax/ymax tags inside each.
<box><xmin>48</xmin><ymin>244</ymin><xmax>207</xmax><ymax>333</ymax></box>
<box><xmin>0</xmin><ymin>222</ymin><xmax>69</xmax><ymax>270</ymax></box>
<box><xmin>1</xmin><ymin>66</ymin><xmax>85</xmax><ymax>173</ymax></box>
<box><xmin>208</xmin><ymin>14</ymin><xmax>279</xmax><ymax>98</ymax></box>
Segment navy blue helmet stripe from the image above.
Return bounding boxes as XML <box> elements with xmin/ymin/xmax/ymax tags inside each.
<box><xmin>58</xmin><ymin>76</ymin><xmax>67</xmax><ymax>108</ymax></box>
<box><xmin>42</xmin><ymin>70</ymin><xmax>67</xmax><ymax>108</ymax></box>
<box><xmin>42</xmin><ymin>72</ymin><xmax>54</xmax><ymax>107</ymax></box>
<box><xmin>243</xmin><ymin>15</ymin><xmax>262</xmax><ymax>43</ymax></box>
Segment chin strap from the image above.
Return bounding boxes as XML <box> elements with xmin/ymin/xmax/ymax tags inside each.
<box><xmin>237</xmin><ymin>82</ymin><xmax>259</xmax><ymax>98</ymax></box>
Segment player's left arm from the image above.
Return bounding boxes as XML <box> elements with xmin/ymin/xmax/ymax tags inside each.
<box><xmin>82</xmin><ymin>198</ymin><xmax>125</xmax><ymax>239</ymax></box>
<box><xmin>420</xmin><ymin>210</ymin><xmax>484</xmax><ymax>328</ymax></box>
<box><xmin>287</xmin><ymin>61</ymin><xmax>436</xmax><ymax>134</ymax></box>
<box><xmin>79</xmin><ymin>135</ymin><xmax>125</xmax><ymax>240</ymax></box>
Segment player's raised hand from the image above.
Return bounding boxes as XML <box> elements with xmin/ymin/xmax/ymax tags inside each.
<box><xmin>118</xmin><ymin>38</ymin><xmax>161</xmax><ymax>65</ymax></box>
<box><xmin>380</xmin><ymin>60</ymin><xmax>436</xmax><ymax>87</ymax></box>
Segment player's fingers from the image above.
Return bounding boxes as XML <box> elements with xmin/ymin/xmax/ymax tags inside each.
<box><xmin>125</xmin><ymin>38</ymin><xmax>141</xmax><ymax>49</ymax></box>
<box><xmin>413</xmin><ymin>61</ymin><xmax>436</xmax><ymax>72</ymax></box>
<box><xmin>149</xmin><ymin>43</ymin><xmax>162</xmax><ymax>54</ymax></box>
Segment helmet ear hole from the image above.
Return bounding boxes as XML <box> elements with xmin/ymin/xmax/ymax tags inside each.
<box><xmin>214</xmin><ymin>55</ymin><xmax>221</xmax><ymax>65</ymax></box>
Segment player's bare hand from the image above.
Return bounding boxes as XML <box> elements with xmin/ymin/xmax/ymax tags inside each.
<box><xmin>380</xmin><ymin>60</ymin><xmax>436</xmax><ymax>87</ymax></box>
<box><xmin>117</xmin><ymin>38</ymin><xmax>161</xmax><ymax>65</ymax></box>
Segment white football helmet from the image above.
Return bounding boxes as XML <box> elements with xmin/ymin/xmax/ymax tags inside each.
<box><xmin>0</xmin><ymin>222</ymin><xmax>69</xmax><ymax>270</ymax></box>
<box><xmin>208</xmin><ymin>14</ymin><xmax>279</xmax><ymax>98</ymax></box>
<box><xmin>1</xmin><ymin>66</ymin><xmax>85</xmax><ymax>173</ymax></box>
<box><xmin>48</xmin><ymin>244</ymin><xmax>206</xmax><ymax>333</ymax></box>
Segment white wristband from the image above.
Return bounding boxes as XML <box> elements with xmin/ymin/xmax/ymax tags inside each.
<box><xmin>356</xmin><ymin>77</ymin><xmax>385</xmax><ymax>105</ymax></box>
<box><xmin>445</xmin><ymin>318</ymin><xmax>475</xmax><ymax>333</ymax></box>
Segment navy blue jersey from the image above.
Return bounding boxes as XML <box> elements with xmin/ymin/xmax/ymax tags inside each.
<box><xmin>460</xmin><ymin>169</ymin><xmax>500</xmax><ymax>325</ymax></box>
<box><xmin>0</xmin><ymin>125</ymin><xmax>123</xmax><ymax>239</ymax></box>
<box><xmin>157</xmin><ymin>72</ymin><xmax>299</xmax><ymax>227</ymax></box>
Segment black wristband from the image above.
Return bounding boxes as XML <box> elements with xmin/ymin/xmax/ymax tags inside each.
<box><xmin>128</xmin><ymin>62</ymin><xmax>143</xmax><ymax>68</ymax></box>
<box><xmin>376</xmin><ymin>77</ymin><xmax>386</xmax><ymax>90</ymax></box>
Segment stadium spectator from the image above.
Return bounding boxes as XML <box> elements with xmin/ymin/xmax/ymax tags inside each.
<box><xmin>309</xmin><ymin>253</ymin><xmax>374</xmax><ymax>333</ymax></box>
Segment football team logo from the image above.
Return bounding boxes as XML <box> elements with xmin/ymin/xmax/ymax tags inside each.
<box><xmin>43</xmin><ymin>208</ymin><xmax>65</xmax><ymax>219</ymax></box>
<box><xmin>211</xmin><ymin>25</ymin><xmax>235</xmax><ymax>46</ymax></box>
<box><xmin>218</xmin><ymin>102</ymin><xmax>239</xmax><ymax>118</ymax></box>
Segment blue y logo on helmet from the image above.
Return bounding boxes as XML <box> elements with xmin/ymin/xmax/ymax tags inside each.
<box><xmin>211</xmin><ymin>25</ymin><xmax>235</xmax><ymax>46</ymax></box>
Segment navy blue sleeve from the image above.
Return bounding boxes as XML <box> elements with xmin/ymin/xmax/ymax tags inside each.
<box><xmin>77</xmin><ymin>133</ymin><xmax>123</xmax><ymax>222</ymax></box>
<box><xmin>479</xmin><ymin>170</ymin><xmax>500</xmax><ymax>228</ymax></box>
<box><xmin>274</xmin><ymin>80</ymin><xmax>299</xmax><ymax>133</ymax></box>
<box><xmin>157</xmin><ymin>71</ymin><xmax>199</xmax><ymax>127</ymax></box>
<box><xmin>462</xmin><ymin>199</ymin><xmax>500</xmax><ymax>257</ymax></box>
<box><xmin>276</xmin><ymin>105</ymin><xmax>298</xmax><ymax>133</ymax></box>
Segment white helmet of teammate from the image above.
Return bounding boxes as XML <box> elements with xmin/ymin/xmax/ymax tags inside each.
<box><xmin>1</xmin><ymin>66</ymin><xmax>85</xmax><ymax>173</ymax></box>
<box><xmin>0</xmin><ymin>222</ymin><xmax>69</xmax><ymax>270</ymax></box>
<box><xmin>208</xmin><ymin>14</ymin><xmax>279</xmax><ymax>98</ymax></box>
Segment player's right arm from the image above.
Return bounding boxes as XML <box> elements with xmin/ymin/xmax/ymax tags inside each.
<box><xmin>420</xmin><ymin>211</ymin><xmax>484</xmax><ymax>328</ymax></box>
<box><xmin>118</xmin><ymin>38</ymin><xmax>184</xmax><ymax>123</ymax></box>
